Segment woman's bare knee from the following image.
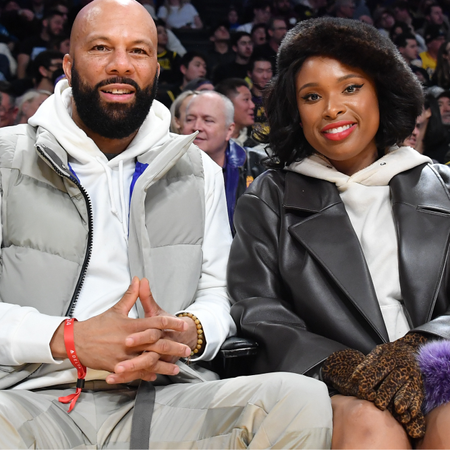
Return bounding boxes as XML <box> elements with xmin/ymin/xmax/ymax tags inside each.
<box><xmin>417</xmin><ymin>402</ymin><xmax>450</xmax><ymax>449</ymax></box>
<box><xmin>331</xmin><ymin>395</ymin><xmax>411</xmax><ymax>449</ymax></box>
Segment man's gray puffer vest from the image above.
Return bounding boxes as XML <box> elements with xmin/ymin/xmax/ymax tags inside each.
<box><xmin>0</xmin><ymin>123</ymin><xmax>206</xmax><ymax>388</ymax></box>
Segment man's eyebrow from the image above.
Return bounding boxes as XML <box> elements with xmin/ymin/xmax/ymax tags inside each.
<box><xmin>85</xmin><ymin>36</ymin><xmax>153</xmax><ymax>46</ymax></box>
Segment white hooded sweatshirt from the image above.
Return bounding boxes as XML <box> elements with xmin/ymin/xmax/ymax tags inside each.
<box><xmin>0</xmin><ymin>80</ymin><xmax>235</xmax><ymax>389</ymax></box>
<box><xmin>288</xmin><ymin>147</ymin><xmax>432</xmax><ymax>341</ymax></box>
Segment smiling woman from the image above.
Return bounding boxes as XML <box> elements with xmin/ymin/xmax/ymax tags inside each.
<box><xmin>228</xmin><ymin>17</ymin><xmax>450</xmax><ymax>450</ymax></box>
<box><xmin>295</xmin><ymin>57</ymin><xmax>379</xmax><ymax>175</ymax></box>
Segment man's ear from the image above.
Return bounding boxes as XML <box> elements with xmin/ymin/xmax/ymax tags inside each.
<box><xmin>63</xmin><ymin>54</ymin><xmax>72</xmax><ymax>86</ymax></box>
<box><xmin>232</xmin><ymin>45</ymin><xmax>237</xmax><ymax>53</ymax></box>
<box><xmin>38</xmin><ymin>65</ymin><xmax>48</xmax><ymax>78</ymax></box>
<box><xmin>180</xmin><ymin>64</ymin><xmax>187</xmax><ymax>76</ymax></box>
<box><xmin>226</xmin><ymin>122</ymin><xmax>235</xmax><ymax>141</ymax></box>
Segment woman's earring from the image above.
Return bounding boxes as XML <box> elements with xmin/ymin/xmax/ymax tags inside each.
<box><xmin>299</xmin><ymin>122</ymin><xmax>303</xmax><ymax>128</ymax></box>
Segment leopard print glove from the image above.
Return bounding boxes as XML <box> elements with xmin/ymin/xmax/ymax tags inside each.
<box><xmin>321</xmin><ymin>348</ymin><xmax>365</xmax><ymax>396</ymax></box>
<box><xmin>350</xmin><ymin>333</ymin><xmax>427</xmax><ymax>439</ymax></box>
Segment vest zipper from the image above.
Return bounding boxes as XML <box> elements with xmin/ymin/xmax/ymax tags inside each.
<box><xmin>36</xmin><ymin>146</ymin><xmax>94</xmax><ymax>317</ymax></box>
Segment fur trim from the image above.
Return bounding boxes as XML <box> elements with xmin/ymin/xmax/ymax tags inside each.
<box><xmin>417</xmin><ymin>340</ymin><xmax>450</xmax><ymax>415</ymax></box>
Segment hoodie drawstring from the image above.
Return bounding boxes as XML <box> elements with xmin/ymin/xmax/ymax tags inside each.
<box><xmin>96</xmin><ymin>157</ymin><xmax>128</xmax><ymax>240</ymax></box>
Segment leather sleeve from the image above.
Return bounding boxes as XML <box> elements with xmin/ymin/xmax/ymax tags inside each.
<box><xmin>410</xmin><ymin>164</ymin><xmax>450</xmax><ymax>340</ymax></box>
<box><xmin>228</xmin><ymin>172</ymin><xmax>347</xmax><ymax>378</ymax></box>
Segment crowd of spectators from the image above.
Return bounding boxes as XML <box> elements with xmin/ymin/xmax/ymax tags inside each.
<box><xmin>3</xmin><ymin>0</ymin><xmax>450</xmax><ymax>217</ymax></box>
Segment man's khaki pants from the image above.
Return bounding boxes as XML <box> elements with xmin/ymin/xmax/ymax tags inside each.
<box><xmin>0</xmin><ymin>372</ymin><xmax>332</xmax><ymax>449</ymax></box>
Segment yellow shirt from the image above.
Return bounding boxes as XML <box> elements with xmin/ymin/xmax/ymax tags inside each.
<box><xmin>419</xmin><ymin>51</ymin><xmax>436</xmax><ymax>76</ymax></box>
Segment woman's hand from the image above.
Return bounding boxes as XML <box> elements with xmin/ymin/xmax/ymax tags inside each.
<box><xmin>322</xmin><ymin>333</ymin><xmax>427</xmax><ymax>439</ymax></box>
<box><xmin>322</xmin><ymin>348</ymin><xmax>365</xmax><ymax>397</ymax></box>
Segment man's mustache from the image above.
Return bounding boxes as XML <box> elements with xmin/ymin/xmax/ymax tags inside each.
<box><xmin>96</xmin><ymin>77</ymin><xmax>140</xmax><ymax>91</ymax></box>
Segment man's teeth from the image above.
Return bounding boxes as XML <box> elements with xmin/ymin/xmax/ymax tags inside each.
<box><xmin>324</xmin><ymin>124</ymin><xmax>353</xmax><ymax>134</ymax></box>
<box><xmin>104</xmin><ymin>89</ymin><xmax>132</xmax><ymax>94</ymax></box>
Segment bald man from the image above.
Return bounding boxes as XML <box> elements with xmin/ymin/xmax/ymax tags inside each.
<box><xmin>182</xmin><ymin>91</ymin><xmax>265</xmax><ymax>227</ymax></box>
<box><xmin>0</xmin><ymin>0</ymin><xmax>332</xmax><ymax>448</ymax></box>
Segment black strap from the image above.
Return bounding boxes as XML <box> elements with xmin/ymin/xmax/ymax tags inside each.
<box><xmin>130</xmin><ymin>381</ymin><xmax>156</xmax><ymax>450</ymax></box>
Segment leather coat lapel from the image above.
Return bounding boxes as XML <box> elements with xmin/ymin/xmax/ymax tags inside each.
<box><xmin>391</xmin><ymin>164</ymin><xmax>450</xmax><ymax>326</ymax></box>
<box><xmin>284</xmin><ymin>172</ymin><xmax>389</xmax><ymax>342</ymax></box>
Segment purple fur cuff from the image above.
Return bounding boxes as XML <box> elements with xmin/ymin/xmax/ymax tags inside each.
<box><xmin>417</xmin><ymin>340</ymin><xmax>450</xmax><ymax>415</ymax></box>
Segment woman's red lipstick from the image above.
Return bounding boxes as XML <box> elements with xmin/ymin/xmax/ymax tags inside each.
<box><xmin>321</xmin><ymin>121</ymin><xmax>357</xmax><ymax>141</ymax></box>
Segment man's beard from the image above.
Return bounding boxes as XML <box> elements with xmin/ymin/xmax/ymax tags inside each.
<box><xmin>71</xmin><ymin>64</ymin><xmax>158</xmax><ymax>139</ymax></box>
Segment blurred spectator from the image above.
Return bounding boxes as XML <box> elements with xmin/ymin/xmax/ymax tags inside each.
<box><xmin>15</xmin><ymin>88</ymin><xmax>49</xmax><ymax>124</ymax></box>
<box><xmin>206</xmin><ymin>23</ymin><xmax>234</xmax><ymax>74</ymax></box>
<box><xmin>420</xmin><ymin>24</ymin><xmax>446</xmax><ymax>76</ymax></box>
<box><xmin>253</xmin><ymin>17</ymin><xmax>287</xmax><ymax>72</ymax></box>
<box><xmin>165</xmin><ymin>28</ymin><xmax>187</xmax><ymax>56</ymax></box>
<box><xmin>47</xmin><ymin>0</ymin><xmax>69</xmax><ymax>24</ymax></box>
<box><xmin>181</xmin><ymin>90</ymin><xmax>264</xmax><ymax>228</ymax></box>
<box><xmin>272</xmin><ymin>0</ymin><xmax>299</xmax><ymax>28</ymax></box>
<box><xmin>169</xmin><ymin>89</ymin><xmax>197</xmax><ymax>134</ymax></box>
<box><xmin>215</xmin><ymin>78</ymin><xmax>255</xmax><ymax>146</ymax></box>
<box><xmin>437</xmin><ymin>89</ymin><xmax>450</xmax><ymax>125</ymax></box>
<box><xmin>417</xmin><ymin>2</ymin><xmax>449</xmax><ymax>36</ymax></box>
<box><xmin>227</xmin><ymin>6</ymin><xmax>241</xmax><ymax>31</ymax></box>
<box><xmin>155</xmin><ymin>19</ymin><xmax>181</xmax><ymax>85</ymax></box>
<box><xmin>0</xmin><ymin>81</ymin><xmax>18</xmax><ymax>127</ymax></box>
<box><xmin>357</xmin><ymin>14</ymin><xmax>373</xmax><ymax>25</ymax></box>
<box><xmin>389</xmin><ymin>19</ymin><xmax>427</xmax><ymax>52</ymax></box>
<box><xmin>393</xmin><ymin>1</ymin><xmax>413</xmax><ymax>27</ymax></box>
<box><xmin>333</xmin><ymin>0</ymin><xmax>356</xmax><ymax>19</ymax></box>
<box><xmin>1</xmin><ymin>0</ymin><xmax>38</xmax><ymax>41</ymax></box>
<box><xmin>432</xmin><ymin>40</ymin><xmax>450</xmax><ymax>88</ymax></box>
<box><xmin>213</xmin><ymin>32</ymin><xmax>253</xmax><ymax>84</ymax></box>
<box><xmin>179</xmin><ymin>51</ymin><xmax>207</xmax><ymax>87</ymax></box>
<box><xmin>410</xmin><ymin>64</ymin><xmax>431</xmax><ymax>86</ymax></box>
<box><xmin>49</xmin><ymin>33</ymin><xmax>70</xmax><ymax>54</ymax></box>
<box><xmin>157</xmin><ymin>0</ymin><xmax>203</xmax><ymax>29</ymax></box>
<box><xmin>157</xmin><ymin>51</ymin><xmax>206</xmax><ymax>107</ymax></box>
<box><xmin>394</xmin><ymin>32</ymin><xmax>420</xmax><ymax>66</ymax></box>
<box><xmin>251</xmin><ymin>23</ymin><xmax>268</xmax><ymax>46</ymax></box>
<box><xmin>374</xmin><ymin>7</ymin><xmax>396</xmax><ymax>37</ymax></box>
<box><xmin>183</xmin><ymin>77</ymin><xmax>213</xmax><ymax>91</ymax></box>
<box><xmin>31</xmin><ymin>49</ymin><xmax>62</xmax><ymax>92</ymax></box>
<box><xmin>417</xmin><ymin>93</ymin><xmax>449</xmax><ymax>162</ymax></box>
<box><xmin>247</xmin><ymin>56</ymin><xmax>272</xmax><ymax>141</ymax></box>
<box><xmin>0</xmin><ymin>42</ymin><xmax>16</xmax><ymax>80</ymax></box>
<box><xmin>16</xmin><ymin>9</ymin><xmax>65</xmax><ymax>79</ymax></box>
<box><xmin>23</xmin><ymin>0</ymin><xmax>45</xmax><ymax>21</ymax></box>
<box><xmin>390</xmin><ymin>20</ymin><xmax>409</xmax><ymax>41</ymax></box>
<box><xmin>403</xmin><ymin>119</ymin><xmax>420</xmax><ymax>148</ymax></box>
<box><xmin>291</xmin><ymin>0</ymin><xmax>328</xmax><ymax>20</ymax></box>
<box><xmin>237</xmin><ymin>0</ymin><xmax>272</xmax><ymax>33</ymax></box>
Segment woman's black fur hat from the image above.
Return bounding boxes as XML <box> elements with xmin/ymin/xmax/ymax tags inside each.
<box><xmin>263</xmin><ymin>17</ymin><xmax>424</xmax><ymax>167</ymax></box>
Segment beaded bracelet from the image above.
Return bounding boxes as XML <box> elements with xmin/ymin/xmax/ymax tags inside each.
<box><xmin>176</xmin><ymin>312</ymin><xmax>205</xmax><ymax>356</ymax></box>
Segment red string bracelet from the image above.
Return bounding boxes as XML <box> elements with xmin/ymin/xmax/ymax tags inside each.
<box><xmin>58</xmin><ymin>318</ymin><xmax>87</xmax><ymax>413</ymax></box>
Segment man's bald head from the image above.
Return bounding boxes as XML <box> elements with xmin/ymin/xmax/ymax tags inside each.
<box><xmin>69</xmin><ymin>0</ymin><xmax>157</xmax><ymax>56</ymax></box>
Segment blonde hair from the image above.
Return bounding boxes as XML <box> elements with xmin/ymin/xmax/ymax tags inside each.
<box><xmin>169</xmin><ymin>90</ymin><xmax>197</xmax><ymax>133</ymax></box>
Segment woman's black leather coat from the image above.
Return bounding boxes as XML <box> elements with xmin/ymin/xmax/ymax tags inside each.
<box><xmin>228</xmin><ymin>163</ymin><xmax>450</xmax><ymax>378</ymax></box>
